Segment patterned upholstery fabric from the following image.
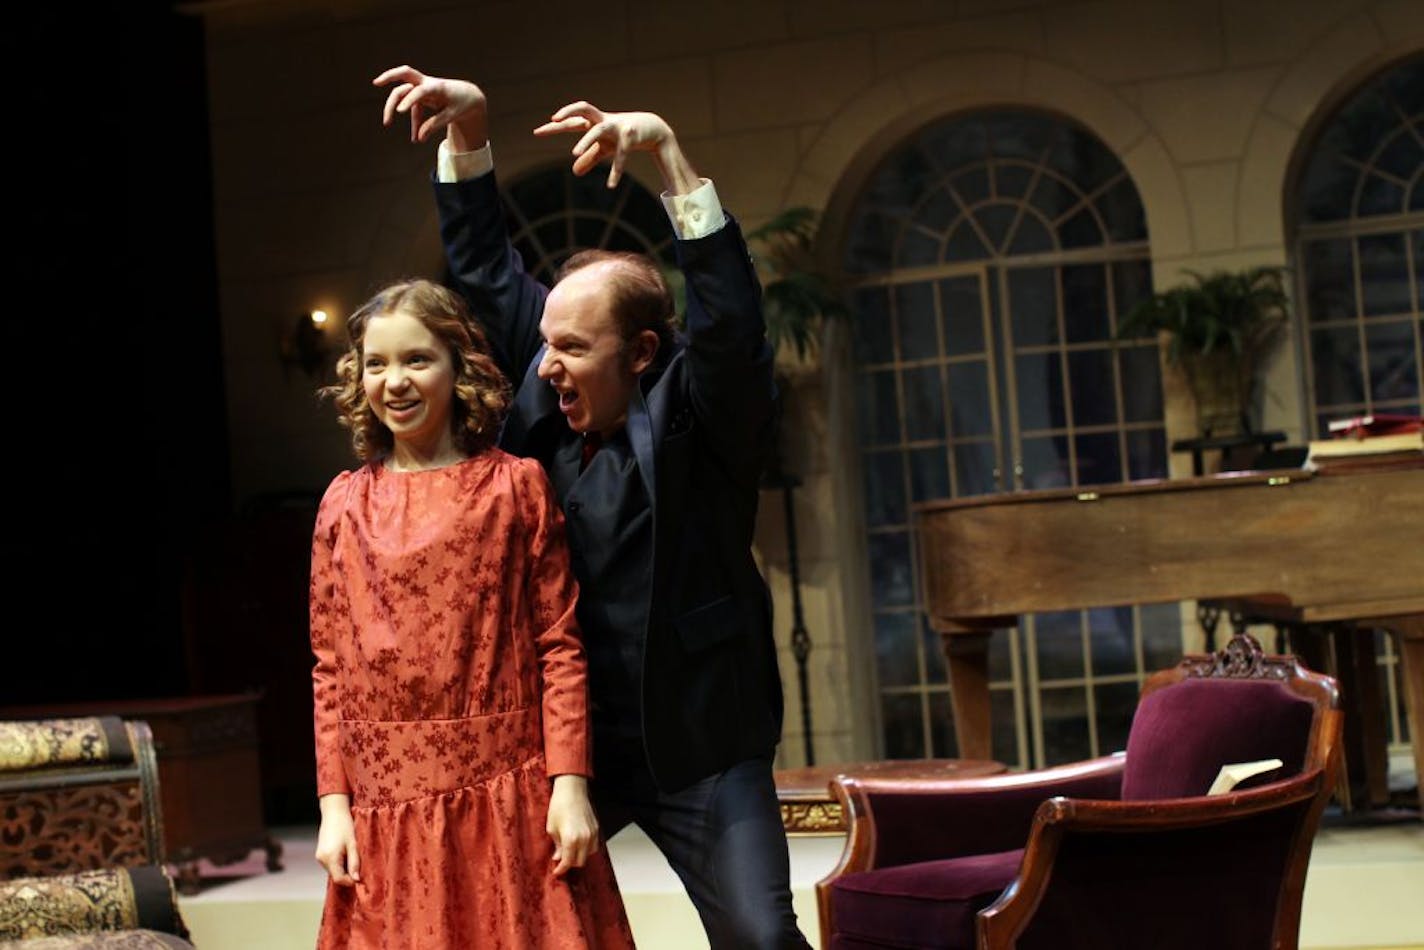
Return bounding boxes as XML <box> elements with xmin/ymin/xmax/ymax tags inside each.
<box><xmin>0</xmin><ymin>867</ymin><xmax>187</xmax><ymax>943</ymax></box>
<box><xmin>0</xmin><ymin>932</ymin><xmax>192</xmax><ymax>949</ymax></box>
<box><xmin>0</xmin><ymin>720</ymin><xmax>131</xmax><ymax>773</ymax></box>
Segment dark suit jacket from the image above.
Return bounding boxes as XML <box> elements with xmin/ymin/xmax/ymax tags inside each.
<box><xmin>434</xmin><ymin>171</ymin><xmax>783</xmax><ymax>792</ymax></box>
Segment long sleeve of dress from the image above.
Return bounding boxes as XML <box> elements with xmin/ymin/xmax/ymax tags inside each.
<box><xmin>514</xmin><ymin>458</ymin><xmax>591</xmax><ymax>778</ymax></box>
<box><xmin>310</xmin><ymin>474</ymin><xmax>352</xmax><ymax>797</ymax></box>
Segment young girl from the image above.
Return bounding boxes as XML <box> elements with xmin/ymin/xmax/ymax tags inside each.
<box><xmin>309</xmin><ymin>279</ymin><xmax>635</xmax><ymax>949</ymax></box>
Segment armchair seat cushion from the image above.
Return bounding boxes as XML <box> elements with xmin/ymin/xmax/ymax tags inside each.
<box><xmin>828</xmin><ymin>848</ymin><xmax>1023</xmax><ymax>949</ymax></box>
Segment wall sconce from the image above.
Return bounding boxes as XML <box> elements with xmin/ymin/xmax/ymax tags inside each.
<box><xmin>281</xmin><ymin>309</ymin><xmax>335</xmax><ymax>378</ymax></box>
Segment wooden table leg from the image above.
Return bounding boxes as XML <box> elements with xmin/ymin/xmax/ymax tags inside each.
<box><xmin>941</xmin><ymin>631</ymin><xmax>993</xmax><ymax>761</ymax></box>
<box><xmin>1387</xmin><ymin>616</ymin><xmax>1424</xmax><ymax>802</ymax></box>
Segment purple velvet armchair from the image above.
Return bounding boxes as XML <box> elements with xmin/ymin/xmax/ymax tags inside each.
<box><xmin>817</xmin><ymin>633</ymin><xmax>1343</xmax><ymax>950</ymax></box>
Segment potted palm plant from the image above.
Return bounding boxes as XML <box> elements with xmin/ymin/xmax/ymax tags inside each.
<box><xmin>1117</xmin><ymin>267</ymin><xmax>1289</xmax><ymax>438</ymax></box>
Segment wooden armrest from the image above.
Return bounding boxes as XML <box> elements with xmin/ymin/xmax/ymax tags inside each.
<box><xmin>978</xmin><ymin>769</ymin><xmax>1328</xmax><ymax>950</ymax></box>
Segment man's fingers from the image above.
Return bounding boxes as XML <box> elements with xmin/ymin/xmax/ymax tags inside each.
<box><xmin>372</xmin><ymin>65</ymin><xmax>422</xmax><ymax>87</ymax></box>
<box><xmin>570</xmin><ymin>142</ymin><xmax>605</xmax><ymax>177</ymax></box>
<box><xmin>533</xmin><ymin>116</ymin><xmax>591</xmax><ymax>138</ymax></box>
<box><xmin>549</xmin><ymin>100</ymin><xmax>600</xmax><ymax>124</ymax></box>
<box><xmin>608</xmin><ymin>149</ymin><xmax>627</xmax><ymax>189</ymax></box>
<box><xmin>417</xmin><ymin>105</ymin><xmax>457</xmax><ymax>143</ymax></box>
<box><xmin>381</xmin><ymin>83</ymin><xmax>413</xmax><ymax>126</ymax></box>
<box><xmin>569</xmin><ymin>121</ymin><xmax>609</xmax><ymax>157</ymax></box>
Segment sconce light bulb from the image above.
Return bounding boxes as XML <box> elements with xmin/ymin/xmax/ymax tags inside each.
<box><xmin>311</xmin><ymin>309</ymin><xmax>329</xmax><ymax>326</ymax></box>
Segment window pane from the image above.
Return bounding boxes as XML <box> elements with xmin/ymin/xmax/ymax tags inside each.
<box><xmin>945</xmin><ymin>220</ymin><xmax>990</xmax><ymax>262</ymax></box>
<box><xmin>1125</xmin><ymin>427</ymin><xmax>1168</xmax><ymax>481</ymax></box>
<box><xmin>977</xmin><ymin>204</ymin><xmax>1019</xmax><ymax>255</ymax></box>
<box><xmin>1062</xmin><ymin>264</ymin><xmax>1109</xmax><ymax>344</ymax></box>
<box><xmin>1112</xmin><ymin>259</ymin><xmax>1155</xmax><ymax>321</ymax></box>
<box><xmin>895</xmin><ymin>282</ymin><xmax>940</xmax><ymax>358</ymax></box>
<box><xmin>903</xmin><ymin>366</ymin><xmax>947</xmax><ymax>441</ymax></box>
<box><xmin>874</xmin><ymin>612</ymin><xmax>920</xmax><ymax>688</ymax></box>
<box><xmin>927</xmin><ymin>690</ymin><xmax>957</xmax><ymax>758</ymax></box>
<box><xmin>1075</xmin><ymin>431</ymin><xmax>1123</xmax><ymax>485</ymax></box>
<box><xmin>1068</xmin><ymin>348</ymin><xmax>1118</xmax><ymax>427</ymax></box>
<box><xmin>1021</xmin><ymin>435</ymin><xmax>1071</xmax><ymax>489</ymax></box>
<box><xmin>1095</xmin><ymin>682</ymin><xmax>1139</xmax><ymax>755</ymax></box>
<box><xmin>996</xmin><ymin>163</ymin><xmax>1034</xmax><ymax>200</ymax></box>
<box><xmin>1141</xmin><ymin>603</ymin><xmax>1184</xmax><ymax>672</ymax></box>
<box><xmin>882</xmin><ymin>693</ymin><xmax>926</xmax><ymax>759</ymax></box>
<box><xmin>1311</xmin><ymin>326</ymin><xmax>1365</xmax><ymax>407</ymax></box>
<box><xmin>947</xmin><ymin>361</ymin><xmax>994</xmax><ymax>436</ymax></box>
<box><xmin>953</xmin><ymin>440</ymin><xmax>1001</xmax><ymax>496</ymax></box>
<box><xmin>862</xmin><ymin>450</ymin><xmax>906</xmax><ymax>527</ymax></box>
<box><xmin>1059</xmin><ymin>207</ymin><xmax>1104</xmax><ymax>249</ymax></box>
<box><xmin>1303</xmin><ymin>238</ymin><xmax>1355</xmax><ymax>323</ymax></box>
<box><xmin>856</xmin><ymin>370</ymin><xmax>902</xmax><ymax>446</ymax></box>
<box><xmin>1035</xmin><ymin>611</ymin><xmax>1083</xmax><ymax>679</ymax></box>
<box><xmin>1089</xmin><ymin>605</ymin><xmax>1136</xmax><ymax>676</ymax></box>
<box><xmin>896</xmin><ymin>227</ymin><xmax>942</xmax><ymax>267</ymax></box>
<box><xmin>1359</xmin><ymin>232</ymin><xmax>1410</xmax><ymax>316</ymax></box>
<box><xmin>1119</xmin><ymin>344</ymin><xmax>1164</xmax><ymax>422</ymax></box>
<box><xmin>991</xmin><ymin>689</ymin><xmax>1022</xmax><ymax>766</ymax></box>
<box><xmin>853</xmin><ymin>286</ymin><xmax>895</xmax><ymax>365</ymax></box>
<box><xmin>1098</xmin><ymin>173</ymin><xmax>1148</xmax><ymax>242</ymax></box>
<box><xmin>952</xmin><ymin>167</ymin><xmax>990</xmax><ymax>205</ymax></box>
<box><xmin>1358</xmin><ymin>173</ymin><xmax>1407</xmax><ymax>217</ymax></box>
<box><xmin>1008</xmin><ymin>267</ymin><xmax>1058</xmax><ymax>347</ymax></box>
<box><xmin>1040</xmin><ymin>686</ymin><xmax>1091</xmax><ymax>765</ymax></box>
<box><xmin>868</xmin><ymin>531</ymin><xmax>914</xmax><ymax>607</ymax></box>
<box><xmin>1006</xmin><ymin>213</ymin><xmax>1054</xmax><ymax>255</ymax></box>
<box><xmin>940</xmin><ymin>277</ymin><xmax>986</xmax><ymax>356</ymax></box>
<box><xmin>1366</xmin><ymin>319</ymin><xmax>1420</xmax><ymax>401</ymax></box>
<box><xmin>1016</xmin><ymin>353</ymin><xmax>1067</xmax><ymax>431</ymax></box>
<box><xmin>922</xmin><ymin>614</ymin><xmax>947</xmax><ymax>684</ymax></box>
<box><xmin>908</xmin><ymin>446</ymin><xmax>950</xmax><ymax>503</ymax></box>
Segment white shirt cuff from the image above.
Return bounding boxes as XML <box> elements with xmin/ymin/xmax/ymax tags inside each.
<box><xmin>661</xmin><ymin>179</ymin><xmax>726</xmax><ymax>240</ymax></box>
<box><xmin>437</xmin><ymin>139</ymin><xmax>494</xmax><ymax>183</ymax></box>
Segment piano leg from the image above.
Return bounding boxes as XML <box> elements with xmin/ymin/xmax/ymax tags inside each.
<box><xmin>1386</xmin><ymin>616</ymin><xmax>1424</xmax><ymax>808</ymax></box>
<box><xmin>1291</xmin><ymin>623</ymin><xmax>1391</xmax><ymax>810</ymax></box>
<box><xmin>940</xmin><ymin>631</ymin><xmax>994</xmax><ymax>761</ymax></box>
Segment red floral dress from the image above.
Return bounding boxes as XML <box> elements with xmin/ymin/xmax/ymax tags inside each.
<box><xmin>309</xmin><ymin>450</ymin><xmax>635</xmax><ymax>949</ymax></box>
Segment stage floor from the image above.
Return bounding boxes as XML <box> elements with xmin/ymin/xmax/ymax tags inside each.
<box><xmin>177</xmin><ymin>816</ymin><xmax>1424</xmax><ymax>949</ymax></box>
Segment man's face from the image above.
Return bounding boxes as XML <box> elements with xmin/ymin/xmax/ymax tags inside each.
<box><xmin>537</xmin><ymin>265</ymin><xmax>652</xmax><ymax>437</ymax></box>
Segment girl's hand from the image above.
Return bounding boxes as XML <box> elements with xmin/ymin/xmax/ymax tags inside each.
<box><xmin>546</xmin><ymin>774</ymin><xmax>600</xmax><ymax>877</ymax></box>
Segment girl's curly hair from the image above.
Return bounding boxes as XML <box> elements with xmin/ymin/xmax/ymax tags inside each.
<box><xmin>321</xmin><ymin>280</ymin><xmax>510</xmax><ymax>462</ymax></box>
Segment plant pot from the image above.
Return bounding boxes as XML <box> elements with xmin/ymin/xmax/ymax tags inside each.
<box><xmin>1182</xmin><ymin>350</ymin><xmax>1250</xmax><ymax>438</ymax></box>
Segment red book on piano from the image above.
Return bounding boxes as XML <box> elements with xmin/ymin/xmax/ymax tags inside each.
<box><xmin>1325</xmin><ymin>412</ymin><xmax>1423</xmax><ymax>439</ymax></box>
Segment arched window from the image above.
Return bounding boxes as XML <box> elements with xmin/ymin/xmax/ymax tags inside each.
<box><xmin>1292</xmin><ymin>55</ymin><xmax>1423</xmax><ymax>759</ymax></box>
<box><xmin>843</xmin><ymin>110</ymin><xmax>1180</xmax><ymax>768</ymax></box>
<box><xmin>1295</xmin><ymin>56</ymin><xmax>1424</xmax><ymax>432</ymax></box>
<box><xmin>499</xmin><ymin>165</ymin><xmax>677</xmax><ymax>286</ymax></box>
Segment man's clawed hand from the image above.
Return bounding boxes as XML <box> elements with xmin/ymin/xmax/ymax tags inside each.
<box><xmin>534</xmin><ymin>103</ymin><xmax>678</xmax><ymax>189</ymax></box>
<box><xmin>373</xmin><ymin>65</ymin><xmax>488</xmax><ymax>151</ymax></box>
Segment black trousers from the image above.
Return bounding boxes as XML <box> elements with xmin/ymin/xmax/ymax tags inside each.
<box><xmin>592</xmin><ymin>739</ymin><xmax>811</xmax><ymax>949</ymax></box>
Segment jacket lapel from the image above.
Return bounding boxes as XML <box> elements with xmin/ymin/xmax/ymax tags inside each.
<box><xmin>627</xmin><ymin>385</ymin><xmax>657</xmax><ymax>507</ymax></box>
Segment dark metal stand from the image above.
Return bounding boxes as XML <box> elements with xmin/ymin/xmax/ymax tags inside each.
<box><xmin>764</xmin><ymin>463</ymin><xmax>814</xmax><ymax>766</ymax></box>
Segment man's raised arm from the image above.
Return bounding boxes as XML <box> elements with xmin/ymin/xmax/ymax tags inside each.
<box><xmin>535</xmin><ymin>104</ymin><xmax>774</xmax><ymax>480</ymax></box>
<box><xmin>373</xmin><ymin>65</ymin><xmax>547</xmax><ymax>383</ymax></box>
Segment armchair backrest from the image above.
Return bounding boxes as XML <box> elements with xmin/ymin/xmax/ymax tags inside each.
<box><xmin>0</xmin><ymin>717</ymin><xmax>166</xmax><ymax>879</ymax></box>
<box><xmin>1120</xmin><ymin>633</ymin><xmax>1340</xmax><ymax>801</ymax></box>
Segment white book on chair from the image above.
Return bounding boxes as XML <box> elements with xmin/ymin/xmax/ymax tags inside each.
<box><xmin>1207</xmin><ymin>758</ymin><xmax>1284</xmax><ymax>796</ymax></box>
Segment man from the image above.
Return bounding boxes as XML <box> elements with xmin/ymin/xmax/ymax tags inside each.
<box><xmin>374</xmin><ymin>66</ymin><xmax>811</xmax><ymax>948</ymax></box>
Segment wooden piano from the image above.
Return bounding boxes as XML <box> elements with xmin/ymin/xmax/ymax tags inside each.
<box><xmin>915</xmin><ymin>461</ymin><xmax>1424</xmax><ymax>806</ymax></box>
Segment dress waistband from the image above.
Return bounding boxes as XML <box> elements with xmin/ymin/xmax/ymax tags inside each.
<box><xmin>338</xmin><ymin>707</ymin><xmax>542</xmax><ymax>807</ymax></box>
